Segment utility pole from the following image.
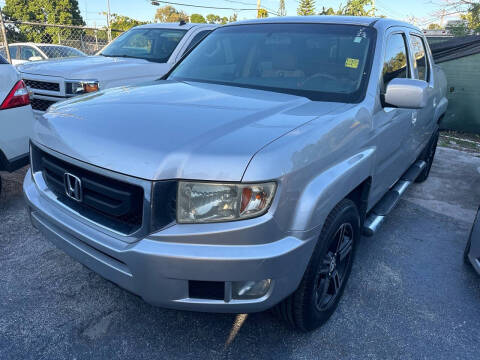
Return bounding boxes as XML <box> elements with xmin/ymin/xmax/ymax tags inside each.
<box><xmin>106</xmin><ymin>0</ymin><xmax>112</xmax><ymax>43</ymax></box>
<box><xmin>0</xmin><ymin>6</ymin><xmax>11</xmax><ymax>63</ymax></box>
<box><xmin>440</xmin><ymin>9</ymin><xmax>446</xmax><ymax>28</ymax></box>
<box><xmin>372</xmin><ymin>0</ymin><xmax>376</xmax><ymax>16</ymax></box>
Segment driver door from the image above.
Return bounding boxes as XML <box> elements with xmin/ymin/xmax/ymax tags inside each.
<box><xmin>370</xmin><ymin>30</ymin><xmax>416</xmax><ymax>203</ymax></box>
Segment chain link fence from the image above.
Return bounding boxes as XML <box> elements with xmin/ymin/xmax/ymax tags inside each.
<box><xmin>0</xmin><ymin>17</ymin><xmax>123</xmax><ymax>63</ymax></box>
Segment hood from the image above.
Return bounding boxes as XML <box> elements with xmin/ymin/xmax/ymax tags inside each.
<box><xmin>18</xmin><ymin>56</ymin><xmax>169</xmax><ymax>85</ymax></box>
<box><xmin>34</xmin><ymin>81</ymin><xmax>348</xmax><ymax>181</ymax></box>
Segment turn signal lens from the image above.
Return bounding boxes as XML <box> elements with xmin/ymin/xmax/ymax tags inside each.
<box><xmin>83</xmin><ymin>82</ymin><xmax>99</xmax><ymax>93</ymax></box>
<box><xmin>177</xmin><ymin>182</ymin><xmax>276</xmax><ymax>224</ymax></box>
<box><xmin>67</xmin><ymin>80</ymin><xmax>99</xmax><ymax>95</ymax></box>
<box><xmin>0</xmin><ymin>80</ymin><xmax>30</xmax><ymax>110</ymax></box>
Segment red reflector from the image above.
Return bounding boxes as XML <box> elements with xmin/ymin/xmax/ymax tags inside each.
<box><xmin>0</xmin><ymin>80</ymin><xmax>30</xmax><ymax>110</ymax></box>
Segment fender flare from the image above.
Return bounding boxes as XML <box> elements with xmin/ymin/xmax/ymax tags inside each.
<box><xmin>291</xmin><ymin>148</ymin><xmax>375</xmax><ymax>232</ymax></box>
<box><xmin>435</xmin><ymin>96</ymin><xmax>448</xmax><ymax>124</ymax></box>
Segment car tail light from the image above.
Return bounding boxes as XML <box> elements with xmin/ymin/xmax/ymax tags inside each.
<box><xmin>0</xmin><ymin>80</ymin><xmax>30</xmax><ymax>110</ymax></box>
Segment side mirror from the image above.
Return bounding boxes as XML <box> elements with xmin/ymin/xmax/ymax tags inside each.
<box><xmin>28</xmin><ymin>56</ymin><xmax>43</xmax><ymax>62</ymax></box>
<box><xmin>384</xmin><ymin>78</ymin><xmax>428</xmax><ymax>109</ymax></box>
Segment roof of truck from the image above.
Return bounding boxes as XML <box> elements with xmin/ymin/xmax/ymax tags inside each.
<box><xmin>5</xmin><ymin>43</ymin><xmax>79</xmax><ymax>48</ymax></box>
<box><xmin>231</xmin><ymin>16</ymin><xmax>420</xmax><ymax>32</ymax></box>
<box><xmin>135</xmin><ymin>22</ymin><xmax>217</xmax><ymax>30</ymax></box>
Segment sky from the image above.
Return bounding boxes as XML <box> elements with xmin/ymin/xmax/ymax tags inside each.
<box><xmin>0</xmin><ymin>0</ymin><xmax>460</xmax><ymax>28</ymax></box>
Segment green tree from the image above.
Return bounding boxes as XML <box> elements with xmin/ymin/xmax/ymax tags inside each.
<box><xmin>428</xmin><ymin>23</ymin><xmax>442</xmax><ymax>30</ymax></box>
<box><xmin>446</xmin><ymin>21</ymin><xmax>470</xmax><ymax>36</ymax></box>
<box><xmin>190</xmin><ymin>13</ymin><xmax>206</xmax><ymax>23</ymax></box>
<box><xmin>229</xmin><ymin>13</ymin><xmax>238</xmax><ymax>22</ymax></box>
<box><xmin>110</xmin><ymin>14</ymin><xmax>147</xmax><ymax>32</ymax></box>
<box><xmin>339</xmin><ymin>0</ymin><xmax>375</xmax><ymax>16</ymax></box>
<box><xmin>206</xmin><ymin>14</ymin><xmax>221</xmax><ymax>24</ymax></box>
<box><xmin>319</xmin><ymin>6</ymin><xmax>336</xmax><ymax>15</ymax></box>
<box><xmin>461</xmin><ymin>3</ymin><xmax>480</xmax><ymax>31</ymax></box>
<box><xmin>278</xmin><ymin>0</ymin><xmax>287</xmax><ymax>16</ymax></box>
<box><xmin>3</xmin><ymin>0</ymin><xmax>85</xmax><ymax>43</ymax></box>
<box><xmin>258</xmin><ymin>8</ymin><xmax>269</xmax><ymax>18</ymax></box>
<box><xmin>297</xmin><ymin>0</ymin><xmax>316</xmax><ymax>16</ymax></box>
<box><xmin>154</xmin><ymin>5</ymin><xmax>187</xmax><ymax>23</ymax></box>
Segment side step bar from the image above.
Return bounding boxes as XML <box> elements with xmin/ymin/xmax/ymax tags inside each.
<box><xmin>363</xmin><ymin>160</ymin><xmax>426</xmax><ymax>236</ymax></box>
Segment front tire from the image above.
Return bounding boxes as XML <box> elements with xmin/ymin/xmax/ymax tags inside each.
<box><xmin>275</xmin><ymin>199</ymin><xmax>360</xmax><ymax>332</ymax></box>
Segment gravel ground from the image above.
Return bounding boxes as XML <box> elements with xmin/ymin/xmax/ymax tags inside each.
<box><xmin>1</xmin><ymin>146</ymin><xmax>479</xmax><ymax>360</ymax></box>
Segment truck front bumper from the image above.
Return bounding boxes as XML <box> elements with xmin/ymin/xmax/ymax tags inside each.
<box><xmin>24</xmin><ymin>171</ymin><xmax>316</xmax><ymax>313</ymax></box>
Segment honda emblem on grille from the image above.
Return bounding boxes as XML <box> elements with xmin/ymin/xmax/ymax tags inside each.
<box><xmin>64</xmin><ymin>173</ymin><xmax>82</xmax><ymax>202</ymax></box>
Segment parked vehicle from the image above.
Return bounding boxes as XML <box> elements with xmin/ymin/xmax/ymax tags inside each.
<box><xmin>0</xmin><ymin>43</ymin><xmax>86</xmax><ymax>66</ymax></box>
<box><xmin>0</xmin><ymin>54</ymin><xmax>34</xmax><ymax>194</ymax></box>
<box><xmin>17</xmin><ymin>22</ymin><xmax>216</xmax><ymax>114</ymax></box>
<box><xmin>464</xmin><ymin>207</ymin><xmax>480</xmax><ymax>274</ymax></box>
<box><xmin>24</xmin><ymin>17</ymin><xmax>448</xmax><ymax>331</ymax></box>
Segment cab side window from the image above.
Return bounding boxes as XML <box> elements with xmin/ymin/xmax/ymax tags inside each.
<box><xmin>184</xmin><ymin>30</ymin><xmax>211</xmax><ymax>54</ymax></box>
<box><xmin>382</xmin><ymin>33</ymin><xmax>409</xmax><ymax>94</ymax></box>
<box><xmin>20</xmin><ymin>46</ymin><xmax>42</xmax><ymax>61</ymax></box>
<box><xmin>410</xmin><ymin>35</ymin><xmax>429</xmax><ymax>82</ymax></box>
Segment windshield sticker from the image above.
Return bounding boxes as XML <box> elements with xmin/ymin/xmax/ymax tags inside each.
<box><xmin>354</xmin><ymin>37</ymin><xmax>363</xmax><ymax>43</ymax></box>
<box><xmin>345</xmin><ymin>58</ymin><xmax>360</xmax><ymax>69</ymax></box>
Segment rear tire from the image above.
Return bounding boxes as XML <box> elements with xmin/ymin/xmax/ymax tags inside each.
<box><xmin>416</xmin><ymin>130</ymin><xmax>439</xmax><ymax>183</ymax></box>
<box><xmin>275</xmin><ymin>199</ymin><xmax>360</xmax><ymax>332</ymax></box>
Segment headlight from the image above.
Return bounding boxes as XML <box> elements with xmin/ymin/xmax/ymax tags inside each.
<box><xmin>177</xmin><ymin>181</ymin><xmax>276</xmax><ymax>224</ymax></box>
<box><xmin>66</xmin><ymin>80</ymin><xmax>99</xmax><ymax>95</ymax></box>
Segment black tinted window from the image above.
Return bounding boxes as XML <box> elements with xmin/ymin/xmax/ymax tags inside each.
<box><xmin>184</xmin><ymin>30</ymin><xmax>211</xmax><ymax>54</ymax></box>
<box><xmin>382</xmin><ymin>33</ymin><xmax>409</xmax><ymax>92</ymax></box>
<box><xmin>411</xmin><ymin>35</ymin><xmax>428</xmax><ymax>81</ymax></box>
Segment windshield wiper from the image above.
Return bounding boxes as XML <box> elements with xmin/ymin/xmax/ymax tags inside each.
<box><xmin>99</xmin><ymin>53</ymin><xmax>165</xmax><ymax>63</ymax></box>
<box><xmin>99</xmin><ymin>54</ymin><xmax>146</xmax><ymax>60</ymax></box>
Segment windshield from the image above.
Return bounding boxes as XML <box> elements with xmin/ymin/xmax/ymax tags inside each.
<box><xmin>38</xmin><ymin>46</ymin><xmax>86</xmax><ymax>59</ymax></box>
<box><xmin>101</xmin><ymin>28</ymin><xmax>187</xmax><ymax>63</ymax></box>
<box><xmin>168</xmin><ymin>24</ymin><xmax>376</xmax><ymax>102</ymax></box>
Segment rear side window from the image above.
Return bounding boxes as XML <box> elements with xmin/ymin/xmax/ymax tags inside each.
<box><xmin>410</xmin><ymin>35</ymin><xmax>429</xmax><ymax>82</ymax></box>
<box><xmin>184</xmin><ymin>30</ymin><xmax>211</xmax><ymax>54</ymax></box>
<box><xmin>382</xmin><ymin>33</ymin><xmax>409</xmax><ymax>93</ymax></box>
<box><xmin>0</xmin><ymin>53</ymin><xmax>7</xmax><ymax>64</ymax></box>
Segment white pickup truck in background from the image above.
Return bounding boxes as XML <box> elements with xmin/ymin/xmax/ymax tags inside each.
<box><xmin>17</xmin><ymin>22</ymin><xmax>216</xmax><ymax>114</ymax></box>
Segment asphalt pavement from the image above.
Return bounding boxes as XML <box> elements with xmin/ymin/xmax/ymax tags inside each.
<box><xmin>1</xmin><ymin>146</ymin><xmax>479</xmax><ymax>360</ymax></box>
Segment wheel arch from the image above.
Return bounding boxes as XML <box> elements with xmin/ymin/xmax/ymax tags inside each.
<box><xmin>290</xmin><ymin>148</ymin><xmax>375</xmax><ymax>232</ymax></box>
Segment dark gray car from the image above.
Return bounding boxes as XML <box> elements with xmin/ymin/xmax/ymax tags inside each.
<box><xmin>465</xmin><ymin>207</ymin><xmax>480</xmax><ymax>274</ymax></box>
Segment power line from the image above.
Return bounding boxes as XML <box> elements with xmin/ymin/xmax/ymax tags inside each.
<box><xmin>149</xmin><ymin>0</ymin><xmax>278</xmax><ymax>15</ymax></box>
<box><xmin>222</xmin><ymin>0</ymin><xmax>277</xmax><ymax>14</ymax></box>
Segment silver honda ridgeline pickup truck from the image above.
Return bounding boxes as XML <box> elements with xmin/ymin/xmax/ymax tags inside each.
<box><xmin>24</xmin><ymin>17</ymin><xmax>447</xmax><ymax>331</ymax></box>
